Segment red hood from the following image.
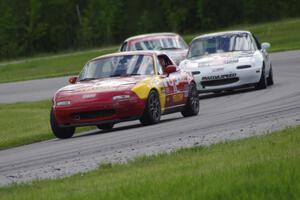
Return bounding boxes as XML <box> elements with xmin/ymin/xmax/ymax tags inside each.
<box><xmin>58</xmin><ymin>76</ymin><xmax>146</xmax><ymax>94</ymax></box>
<box><xmin>53</xmin><ymin>76</ymin><xmax>147</xmax><ymax>103</ymax></box>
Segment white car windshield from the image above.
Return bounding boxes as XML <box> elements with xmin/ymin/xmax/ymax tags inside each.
<box><xmin>131</xmin><ymin>37</ymin><xmax>188</xmax><ymax>51</ymax></box>
<box><xmin>188</xmin><ymin>33</ymin><xmax>255</xmax><ymax>58</ymax></box>
<box><xmin>79</xmin><ymin>55</ymin><xmax>154</xmax><ymax>81</ymax></box>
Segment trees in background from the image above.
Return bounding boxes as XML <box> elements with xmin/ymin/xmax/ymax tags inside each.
<box><xmin>0</xmin><ymin>0</ymin><xmax>299</xmax><ymax>60</ymax></box>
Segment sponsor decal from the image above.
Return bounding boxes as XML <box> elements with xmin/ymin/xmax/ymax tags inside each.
<box><xmin>184</xmin><ymin>85</ymin><xmax>189</xmax><ymax>97</ymax></box>
<box><xmin>151</xmin><ymin>79</ymin><xmax>160</xmax><ymax>85</ymax></box>
<box><xmin>160</xmin><ymin>87</ymin><xmax>166</xmax><ymax>94</ymax></box>
<box><xmin>165</xmin><ymin>87</ymin><xmax>172</xmax><ymax>94</ymax></box>
<box><xmin>82</xmin><ymin>93</ymin><xmax>96</xmax><ymax>99</ymax></box>
<box><xmin>224</xmin><ymin>57</ymin><xmax>239</xmax><ymax>64</ymax></box>
<box><xmin>166</xmin><ymin>96</ymin><xmax>171</xmax><ymax>104</ymax></box>
<box><xmin>202</xmin><ymin>73</ymin><xmax>237</xmax><ymax>81</ymax></box>
<box><xmin>80</xmin><ymin>86</ymin><xmax>116</xmax><ymax>92</ymax></box>
<box><xmin>172</xmin><ymin>93</ymin><xmax>184</xmax><ymax>103</ymax></box>
<box><xmin>212</xmin><ymin>67</ymin><xmax>224</xmax><ymax>72</ymax></box>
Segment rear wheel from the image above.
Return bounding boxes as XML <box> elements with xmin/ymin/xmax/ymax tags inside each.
<box><xmin>97</xmin><ymin>123</ymin><xmax>114</xmax><ymax>131</ymax></box>
<box><xmin>181</xmin><ymin>83</ymin><xmax>200</xmax><ymax>117</ymax></box>
<box><xmin>140</xmin><ymin>90</ymin><xmax>161</xmax><ymax>125</ymax></box>
<box><xmin>50</xmin><ymin>109</ymin><xmax>75</xmax><ymax>139</ymax></box>
<box><xmin>255</xmin><ymin>66</ymin><xmax>267</xmax><ymax>90</ymax></box>
<box><xmin>267</xmin><ymin>66</ymin><xmax>274</xmax><ymax>86</ymax></box>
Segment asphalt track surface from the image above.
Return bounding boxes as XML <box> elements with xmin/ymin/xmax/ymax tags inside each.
<box><xmin>0</xmin><ymin>76</ymin><xmax>68</xmax><ymax>103</ymax></box>
<box><xmin>0</xmin><ymin>50</ymin><xmax>300</xmax><ymax>186</ymax></box>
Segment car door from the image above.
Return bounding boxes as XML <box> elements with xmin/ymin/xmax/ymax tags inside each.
<box><xmin>157</xmin><ymin>55</ymin><xmax>188</xmax><ymax>108</ymax></box>
<box><xmin>167</xmin><ymin>71</ymin><xmax>189</xmax><ymax>106</ymax></box>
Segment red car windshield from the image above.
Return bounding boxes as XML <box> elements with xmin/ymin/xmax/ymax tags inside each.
<box><xmin>130</xmin><ymin>36</ymin><xmax>187</xmax><ymax>51</ymax></box>
<box><xmin>79</xmin><ymin>55</ymin><xmax>154</xmax><ymax>81</ymax></box>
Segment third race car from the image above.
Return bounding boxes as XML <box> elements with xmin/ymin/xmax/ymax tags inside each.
<box><xmin>179</xmin><ymin>31</ymin><xmax>274</xmax><ymax>93</ymax></box>
<box><xmin>119</xmin><ymin>33</ymin><xmax>188</xmax><ymax>65</ymax></box>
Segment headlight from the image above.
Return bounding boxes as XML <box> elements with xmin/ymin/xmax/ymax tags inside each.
<box><xmin>112</xmin><ymin>95</ymin><xmax>131</xmax><ymax>101</ymax></box>
<box><xmin>56</xmin><ymin>100</ymin><xmax>71</xmax><ymax>106</ymax></box>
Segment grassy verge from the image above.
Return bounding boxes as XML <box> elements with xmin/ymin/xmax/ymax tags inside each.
<box><xmin>1</xmin><ymin>18</ymin><xmax>300</xmax><ymax>83</ymax></box>
<box><xmin>0</xmin><ymin>126</ymin><xmax>299</xmax><ymax>199</ymax></box>
<box><xmin>0</xmin><ymin>47</ymin><xmax>117</xmax><ymax>83</ymax></box>
<box><xmin>0</xmin><ymin>100</ymin><xmax>95</xmax><ymax>150</ymax></box>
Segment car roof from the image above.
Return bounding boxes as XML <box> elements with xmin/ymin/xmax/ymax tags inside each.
<box><xmin>90</xmin><ymin>50</ymin><xmax>166</xmax><ymax>62</ymax></box>
<box><xmin>124</xmin><ymin>32</ymin><xmax>179</xmax><ymax>42</ymax></box>
<box><xmin>191</xmin><ymin>30</ymin><xmax>251</xmax><ymax>41</ymax></box>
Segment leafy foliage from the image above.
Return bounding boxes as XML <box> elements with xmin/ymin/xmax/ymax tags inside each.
<box><xmin>0</xmin><ymin>0</ymin><xmax>300</xmax><ymax>60</ymax></box>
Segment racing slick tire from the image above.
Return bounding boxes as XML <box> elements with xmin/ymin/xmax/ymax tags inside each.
<box><xmin>255</xmin><ymin>65</ymin><xmax>267</xmax><ymax>90</ymax></box>
<box><xmin>50</xmin><ymin>109</ymin><xmax>75</xmax><ymax>139</ymax></box>
<box><xmin>97</xmin><ymin>123</ymin><xmax>114</xmax><ymax>130</ymax></box>
<box><xmin>267</xmin><ymin>66</ymin><xmax>274</xmax><ymax>86</ymax></box>
<box><xmin>140</xmin><ymin>90</ymin><xmax>161</xmax><ymax>125</ymax></box>
<box><xmin>181</xmin><ymin>82</ymin><xmax>200</xmax><ymax>117</ymax></box>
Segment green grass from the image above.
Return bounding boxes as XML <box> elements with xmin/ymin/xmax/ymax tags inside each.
<box><xmin>0</xmin><ymin>126</ymin><xmax>299</xmax><ymax>199</ymax></box>
<box><xmin>0</xmin><ymin>100</ymin><xmax>95</xmax><ymax>149</ymax></box>
<box><xmin>0</xmin><ymin>47</ymin><xmax>117</xmax><ymax>83</ymax></box>
<box><xmin>0</xmin><ymin>18</ymin><xmax>300</xmax><ymax>83</ymax></box>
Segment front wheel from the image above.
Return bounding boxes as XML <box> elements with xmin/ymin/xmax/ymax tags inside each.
<box><xmin>267</xmin><ymin>66</ymin><xmax>274</xmax><ymax>86</ymax></box>
<box><xmin>255</xmin><ymin>66</ymin><xmax>267</xmax><ymax>90</ymax></box>
<box><xmin>50</xmin><ymin>109</ymin><xmax>75</xmax><ymax>139</ymax></box>
<box><xmin>140</xmin><ymin>90</ymin><xmax>161</xmax><ymax>125</ymax></box>
<box><xmin>181</xmin><ymin>82</ymin><xmax>200</xmax><ymax>117</ymax></box>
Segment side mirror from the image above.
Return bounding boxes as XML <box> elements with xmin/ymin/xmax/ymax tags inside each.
<box><xmin>261</xmin><ymin>42</ymin><xmax>271</xmax><ymax>50</ymax></box>
<box><xmin>165</xmin><ymin>65</ymin><xmax>177</xmax><ymax>75</ymax></box>
<box><xmin>69</xmin><ymin>76</ymin><xmax>77</xmax><ymax>84</ymax></box>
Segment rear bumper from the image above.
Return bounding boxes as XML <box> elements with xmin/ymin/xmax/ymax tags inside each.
<box><xmin>53</xmin><ymin>98</ymin><xmax>145</xmax><ymax>127</ymax></box>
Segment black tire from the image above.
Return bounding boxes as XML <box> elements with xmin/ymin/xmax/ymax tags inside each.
<box><xmin>181</xmin><ymin>82</ymin><xmax>200</xmax><ymax>117</ymax></box>
<box><xmin>267</xmin><ymin>66</ymin><xmax>274</xmax><ymax>86</ymax></box>
<box><xmin>255</xmin><ymin>65</ymin><xmax>267</xmax><ymax>90</ymax></box>
<box><xmin>50</xmin><ymin>109</ymin><xmax>75</xmax><ymax>139</ymax></box>
<box><xmin>140</xmin><ymin>90</ymin><xmax>161</xmax><ymax>125</ymax></box>
<box><xmin>97</xmin><ymin>123</ymin><xmax>114</xmax><ymax>130</ymax></box>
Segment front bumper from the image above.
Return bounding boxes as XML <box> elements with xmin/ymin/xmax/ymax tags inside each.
<box><xmin>53</xmin><ymin>98</ymin><xmax>145</xmax><ymax>127</ymax></box>
<box><xmin>192</xmin><ymin>65</ymin><xmax>262</xmax><ymax>92</ymax></box>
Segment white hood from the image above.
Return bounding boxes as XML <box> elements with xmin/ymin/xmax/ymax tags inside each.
<box><xmin>180</xmin><ymin>51</ymin><xmax>255</xmax><ymax>70</ymax></box>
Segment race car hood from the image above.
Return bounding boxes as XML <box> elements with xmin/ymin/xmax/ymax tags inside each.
<box><xmin>182</xmin><ymin>51</ymin><xmax>255</xmax><ymax>69</ymax></box>
<box><xmin>55</xmin><ymin>76</ymin><xmax>146</xmax><ymax>99</ymax></box>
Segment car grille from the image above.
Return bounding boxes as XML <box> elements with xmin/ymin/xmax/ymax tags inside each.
<box><xmin>72</xmin><ymin>109</ymin><xmax>115</xmax><ymax>120</ymax></box>
<box><xmin>201</xmin><ymin>77</ymin><xmax>239</xmax><ymax>87</ymax></box>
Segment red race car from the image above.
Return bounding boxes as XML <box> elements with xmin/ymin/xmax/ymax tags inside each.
<box><xmin>51</xmin><ymin>51</ymin><xmax>199</xmax><ymax>139</ymax></box>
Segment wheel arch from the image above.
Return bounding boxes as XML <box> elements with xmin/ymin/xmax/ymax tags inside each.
<box><xmin>131</xmin><ymin>78</ymin><xmax>166</xmax><ymax>111</ymax></box>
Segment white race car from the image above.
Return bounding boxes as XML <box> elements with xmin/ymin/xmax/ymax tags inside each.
<box><xmin>179</xmin><ymin>31</ymin><xmax>274</xmax><ymax>93</ymax></box>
